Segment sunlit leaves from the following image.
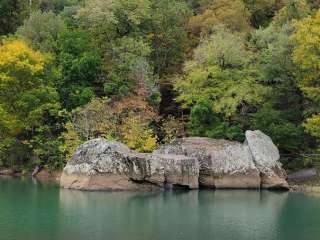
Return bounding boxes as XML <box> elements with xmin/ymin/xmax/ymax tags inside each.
<box><xmin>303</xmin><ymin>114</ymin><xmax>320</xmax><ymax>138</ymax></box>
<box><xmin>175</xmin><ymin>66</ymin><xmax>267</xmax><ymax>118</ymax></box>
<box><xmin>0</xmin><ymin>40</ymin><xmax>61</xmax><ymax>165</ymax></box>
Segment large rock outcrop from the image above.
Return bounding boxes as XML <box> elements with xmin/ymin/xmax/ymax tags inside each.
<box><xmin>154</xmin><ymin>138</ymin><xmax>260</xmax><ymax>189</ymax></box>
<box><xmin>60</xmin><ymin>139</ymin><xmax>199</xmax><ymax>191</ymax></box>
<box><xmin>60</xmin><ymin>130</ymin><xmax>289</xmax><ymax>191</ymax></box>
<box><xmin>245</xmin><ymin>130</ymin><xmax>289</xmax><ymax>189</ymax></box>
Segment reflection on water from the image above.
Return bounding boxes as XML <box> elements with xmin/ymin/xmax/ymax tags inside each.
<box><xmin>1</xmin><ymin>177</ymin><xmax>320</xmax><ymax>240</ymax></box>
<box><xmin>59</xmin><ymin>189</ymin><xmax>289</xmax><ymax>240</ymax></box>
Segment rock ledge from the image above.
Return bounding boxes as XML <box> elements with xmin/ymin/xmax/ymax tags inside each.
<box><xmin>60</xmin><ymin>130</ymin><xmax>289</xmax><ymax>191</ymax></box>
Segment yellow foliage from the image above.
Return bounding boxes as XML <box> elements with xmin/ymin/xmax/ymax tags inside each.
<box><xmin>292</xmin><ymin>10</ymin><xmax>320</xmax><ymax>88</ymax></box>
<box><xmin>72</xmin><ymin>97</ymin><xmax>118</xmax><ymax>140</ymax></box>
<box><xmin>0</xmin><ymin>40</ymin><xmax>45</xmax><ymax>75</ymax></box>
<box><xmin>0</xmin><ymin>106</ymin><xmax>19</xmax><ymax>139</ymax></box>
<box><xmin>161</xmin><ymin>116</ymin><xmax>185</xmax><ymax>144</ymax></box>
<box><xmin>60</xmin><ymin>122</ymin><xmax>83</xmax><ymax>160</ymax></box>
<box><xmin>120</xmin><ymin>114</ymin><xmax>158</xmax><ymax>153</ymax></box>
<box><xmin>71</xmin><ymin>95</ymin><xmax>160</xmax><ymax>152</ymax></box>
<box><xmin>303</xmin><ymin>114</ymin><xmax>320</xmax><ymax>138</ymax></box>
<box><xmin>0</xmin><ymin>39</ymin><xmax>49</xmax><ymax>139</ymax></box>
<box><xmin>273</xmin><ymin>0</ymin><xmax>309</xmax><ymax>25</ymax></box>
<box><xmin>189</xmin><ymin>0</ymin><xmax>251</xmax><ymax>36</ymax></box>
<box><xmin>72</xmin><ymin>95</ymin><xmax>159</xmax><ymax>141</ymax></box>
<box><xmin>293</xmin><ymin>11</ymin><xmax>320</xmax><ymax>141</ymax></box>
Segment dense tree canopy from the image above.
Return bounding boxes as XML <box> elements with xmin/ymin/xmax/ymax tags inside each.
<box><xmin>0</xmin><ymin>0</ymin><xmax>320</xmax><ymax>172</ymax></box>
<box><xmin>293</xmin><ymin>10</ymin><xmax>320</xmax><ymax>145</ymax></box>
<box><xmin>0</xmin><ymin>40</ymin><xmax>63</xmax><ymax>168</ymax></box>
<box><xmin>0</xmin><ymin>0</ymin><xmax>28</xmax><ymax>35</ymax></box>
<box><xmin>17</xmin><ymin>11</ymin><xmax>66</xmax><ymax>53</ymax></box>
<box><xmin>189</xmin><ymin>0</ymin><xmax>251</xmax><ymax>36</ymax></box>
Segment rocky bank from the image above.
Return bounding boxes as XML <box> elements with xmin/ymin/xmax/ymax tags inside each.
<box><xmin>60</xmin><ymin>130</ymin><xmax>289</xmax><ymax>191</ymax></box>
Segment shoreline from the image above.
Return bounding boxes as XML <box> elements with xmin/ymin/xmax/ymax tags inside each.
<box><xmin>2</xmin><ymin>168</ymin><xmax>320</xmax><ymax>193</ymax></box>
<box><xmin>290</xmin><ymin>184</ymin><xmax>320</xmax><ymax>193</ymax></box>
<box><xmin>0</xmin><ymin>168</ymin><xmax>62</xmax><ymax>184</ymax></box>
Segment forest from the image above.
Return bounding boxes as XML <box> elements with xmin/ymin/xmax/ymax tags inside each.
<box><xmin>1</xmin><ymin>0</ymin><xmax>320</xmax><ymax>173</ymax></box>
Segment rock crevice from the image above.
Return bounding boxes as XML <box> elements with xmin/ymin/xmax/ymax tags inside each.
<box><xmin>60</xmin><ymin>130</ymin><xmax>289</xmax><ymax>191</ymax></box>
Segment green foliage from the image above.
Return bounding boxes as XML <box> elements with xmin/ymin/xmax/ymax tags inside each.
<box><xmin>175</xmin><ymin>65</ymin><xmax>267</xmax><ymax>118</ymax></box>
<box><xmin>307</xmin><ymin>0</ymin><xmax>320</xmax><ymax>10</ymax></box>
<box><xmin>292</xmin><ymin>10</ymin><xmax>320</xmax><ymax>149</ymax></box>
<box><xmin>77</xmin><ymin>0</ymin><xmax>192</xmax><ymax>77</ymax></box>
<box><xmin>0</xmin><ymin>0</ymin><xmax>28</xmax><ymax>35</ymax></box>
<box><xmin>189</xmin><ymin>0</ymin><xmax>252</xmax><ymax>35</ymax></box>
<box><xmin>249</xmin><ymin>16</ymin><xmax>308</xmax><ymax>155</ymax></box>
<box><xmin>75</xmin><ymin>0</ymin><xmax>162</xmax><ymax>99</ymax></box>
<box><xmin>251</xmin><ymin>104</ymin><xmax>305</xmax><ymax>152</ymax></box>
<box><xmin>0</xmin><ymin>40</ymin><xmax>59</xmax><ymax>135</ymax></box>
<box><xmin>273</xmin><ymin>0</ymin><xmax>310</xmax><ymax>25</ymax></box>
<box><xmin>175</xmin><ymin>31</ymin><xmax>268</xmax><ymax>141</ymax></box>
<box><xmin>70</xmin><ymin>97</ymin><xmax>119</xmax><ymax>140</ymax></box>
<box><xmin>76</xmin><ymin>0</ymin><xmax>151</xmax><ymax>48</ymax></box>
<box><xmin>188</xmin><ymin>100</ymin><xmax>244</xmax><ymax>141</ymax></box>
<box><xmin>244</xmin><ymin>0</ymin><xmax>286</xmax><ymax>28</ymax></box>
<box><xmin>27</xmin><ymin>121</ymin><xmax>66</xmax><ymax>170</ymax></box>
<box><xmin>176</xmin><ymin>26</ymin><xmax>262</xmax><ymax>118</ymax></box>
<box><xmin>38</xmin><ymin>0</ymin><xmax>82</xmax><ymax>13</ymax></box>
<box><xmin>0</xmin><ymin>0</ymin><xmax>320</xmax><ymax>172</ymax></box>
<box><xmin>16</xmin><ymin>11</ymin><xmax>66</xmax><ymax>53</ymax></box>
<box><xmin>191</xmin><ymin>25</ymin><xmax>251</xmax><ymax>69</ymax></box>
<box><xmin>60</xmin><ymin>121</ymin><xmax>83</xmax><ymax>160</ymax></box>
<box><xmin>292</xmin><ymin>10</ymin><xmax>320</xmax><ymax>103</ymax></box>
<box><xmin>57</xmin><ymin>29</ymin><xmax>101</xmax><ymax>109</ymax></box>
<box><xmin>103</xmin><ymin>37</ymin><xmax>154</xmax><ymax>96</ymax></box>
<box><xmin>251</xmin><ymin>22</ymin><xmax>295</xmax><ymax>83</ymax></box>
<box><xmin>149</xmin><ymin>0</ymin><xmax>193</xmax><ymax>76</ymax></box>
<box><xmin>0</xmin><ymin>40</ymin><xmax>64</xmax><ymax>168</ymax></box>
<box><xmin>0</xmin><ymin>139</ymin><xmax>31</xmax><ymax>168</ymax></box>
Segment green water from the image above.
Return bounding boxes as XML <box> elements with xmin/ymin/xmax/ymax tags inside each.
<box><xmin>1</xmin><ymin>177</ymin><xmax>320</xmax><ymax>240</ymax></box>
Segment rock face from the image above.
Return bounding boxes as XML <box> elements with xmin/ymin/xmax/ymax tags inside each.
<box><xmin>60</xmin><ymin>140</ymin><xmax>138</xmax><ymax>191</ymax></box>
<box><xmin>60</xmin><ymin>139</ymin><xmax>199</xmax><ymax>191</ymax></box>
<box><xmin>245</xmin><ymin>130</ymin><xmax>289</xmax><ymax>189</ymax></box>
<box><xmin>154</xmin><ymin>138</ymin><xmax>260</xmax><ymax>189</ymax></box>
<box><xmin>60</xmin><ymin>130</ymin><xmax>289</xmax><ymax>191</ymax></box>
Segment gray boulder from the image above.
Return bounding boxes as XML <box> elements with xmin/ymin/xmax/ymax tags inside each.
<box><xmin>60</xmin><ymin>138</ymin><xmax>199</xmax><ymax>191</ymax></box>
<box><xmin>146</xmin><ymin>154</ymin><xmax>199</xmax><ymax>189</ymax></box>
<box><xmin>245</xmin><ymin>130</ymin><xmax>289</xmax><ymax>189</ymax></box>
<box><xmin>60</xmin><ymin>130</ymin><xmax>289</xmax><ymax>191</ymax></box>
<box><xmin>61</xmin><ymin>139</ymin><xmax>144</xmax><ymax>191</ymax></box>
<box><xmin>154</xmin><ymin>137</ymin><xmax>260</xmax><ymax>189</ymax></box>
<box><xmin>154</xmin><ymin>131</ymin><xmax>289</xmax><ymax>190</ymax></box>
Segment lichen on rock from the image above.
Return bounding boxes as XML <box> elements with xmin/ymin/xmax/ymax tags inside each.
<box><xmin>60</xmin><ymin>130</ymin><xmax>289</xmax><ymax>191</ymax></box>
<box><xmin>245</xmin><ymin>130</ymin><xmax>289</xmax><ymax>189</ymax></box>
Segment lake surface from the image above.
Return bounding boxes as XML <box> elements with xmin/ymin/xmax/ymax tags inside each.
<box><xmin>0</xmin><ymin>177</ymin><xmax>320</xmax><ymax>240</ymax></box>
